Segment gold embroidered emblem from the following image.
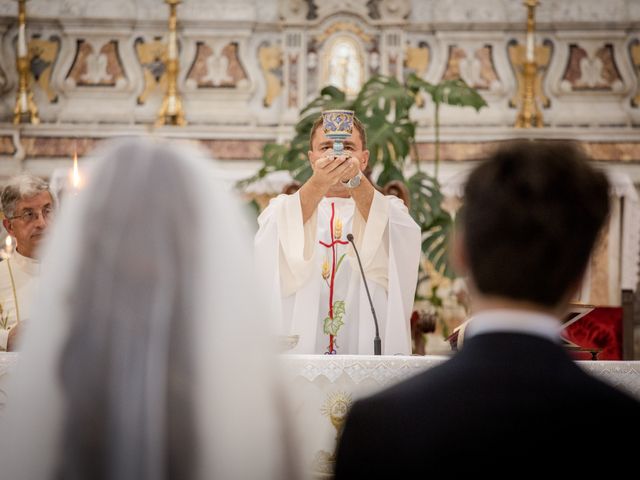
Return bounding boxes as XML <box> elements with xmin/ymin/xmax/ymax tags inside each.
<box><xmin>311</xmin><ymin>391</ymin><xmax>353</xmax><ymax>476</ymax></box>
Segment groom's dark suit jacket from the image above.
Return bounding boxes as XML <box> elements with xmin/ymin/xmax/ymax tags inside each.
<box><xmin>334</xmin><ymin>332</ymin><xmax>640</xmax><ymax>478</ymax></box>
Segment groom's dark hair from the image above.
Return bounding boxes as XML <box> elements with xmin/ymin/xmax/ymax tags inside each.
<box><xmin>459</xmin><ymin>139</ymin><xmax>610</xmax><ymax>307</ymax></box>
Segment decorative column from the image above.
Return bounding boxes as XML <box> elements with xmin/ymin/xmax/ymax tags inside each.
<box><xmin>515</xmin><ymin>0</ymin><xmax>543</xmax><ymax>128</ymax></box>
<box><xmin>13</xmin><ymin>0</ymin><xmax>39</xmax><ymax>125</ymax></box>
<box><xmin>156</xmin><ymin>0</ymin><xmax>186</xmax><ymax>126</ymax></box>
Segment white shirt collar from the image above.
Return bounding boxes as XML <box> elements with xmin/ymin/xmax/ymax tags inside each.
<box><xmin>322</xmin><ymin>196</ymin><xmax>354</xmax><ymax>205</ymax></box>
<box><xmin>464</xmin><ymin>309</ymin><xmax>562</xmax><ymax>343</ymax></box>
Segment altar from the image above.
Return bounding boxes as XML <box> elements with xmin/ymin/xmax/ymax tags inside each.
<box><xmin>279</xmin><ymin>354</ymin><xmax>640</xmax><ymax>477</ymax></box>
<box><xmin>2</xmin><ymin>353</ymin><xmax>640</xmax><ymax>478</ymax></box>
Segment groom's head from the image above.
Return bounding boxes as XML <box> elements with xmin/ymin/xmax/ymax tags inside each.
<box><xmin>455</xmin><ymin>140</ymin><xmax>609</xmax><ymax>308</ymax></box>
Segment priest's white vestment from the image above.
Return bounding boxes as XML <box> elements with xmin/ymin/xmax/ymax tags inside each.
<box><xmin>255</xmin><ymin>189</ymin><xmax>421</xmax><ymax>355</ymax></box>
<box><xmin>0</xmin><ymin>251</ymin><xmax>40</xmax><ymax>351</ymax></box>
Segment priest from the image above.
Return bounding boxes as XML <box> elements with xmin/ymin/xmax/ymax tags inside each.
<box><xmin>0</xmin><ymin>173</ymin><xmax>56</xmax><ymax>351</ymax></box>
<box><xmin>255</xmin><ymin>115</ymin><xmax>421</xmax><ymax>355</ymax></box>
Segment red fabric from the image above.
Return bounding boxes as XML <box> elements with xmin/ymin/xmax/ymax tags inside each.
<box><xmin>562</xmin><ymin>307</ymin><xmax>623</xmax><ymax>360</ymax></box>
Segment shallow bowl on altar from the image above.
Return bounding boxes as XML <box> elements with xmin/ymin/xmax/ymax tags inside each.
<box><xmin>277</xmin><ymin>334</ymin><xmax>300</xmax><ymax>352</ymax></box>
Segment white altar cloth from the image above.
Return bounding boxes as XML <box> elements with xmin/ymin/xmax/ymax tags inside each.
<box><xmin>278</xmin><ymin>354</ymin><xmax>640</xmax><ymax>477</ymax></box>
<box><xmin>2</xmin><ymin>353</ymin><xmax>640</xmax><ymax>478</ymax></box>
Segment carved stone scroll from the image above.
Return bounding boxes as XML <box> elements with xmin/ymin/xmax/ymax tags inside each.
<box><xmin>28</xmin><ymin>36</ymin><xmax>60</xmax><ymax>103</ymax></box>
<box><xmin>442</xmin><ymin>45</ymin><xmax>501</xmax><ymax>91</ymax></box>
<box><xmin>186</xmin><ymin>42</ymin><xmax>249</xmax><ymax>88</ymax></box>
<box><xmin>560</xmin><ymin>43</ymin><xmax>624</xmax><ymax>92</ymax></box>
<box><xmin>66</xmin><ymin>39</ymin><xmax>127</xmax><ymax>88</ymax></box>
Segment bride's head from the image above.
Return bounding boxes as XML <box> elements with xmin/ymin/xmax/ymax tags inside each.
<box><xmin>2</xmin><ymin>137</ymin><xmax>291</xmax><ymax>480</ymax></box>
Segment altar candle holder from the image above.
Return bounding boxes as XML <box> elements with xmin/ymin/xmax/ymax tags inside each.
<box><xmin>156</xmin><ymin>0</ymin><xmax>186</xmax><ymax>126</ymax></box>
<box><xmin>515</xmin><ymin>0</ymin><xmax>543</xmax><ymax>128</ymax></box>
<box><xmin>13</xmin><ymin>0</ymin><xmax>39</xmax><ymax>125</ymax></box>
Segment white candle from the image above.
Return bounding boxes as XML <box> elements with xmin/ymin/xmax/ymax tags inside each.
<box><xmin>20</xmin><ymin>92</ymin><xmax>28</xmax><ymax>112</ymax></box>
<box><xmin>18</xmin><ymin>23</ymin><xmax>27</xmax><ymax>58</ymax></box>
<box><xmin>168</xmin><ymin>31</ymin><xmax>177</xmax><ymax>60</ymax></box>
<box><xmin>525</xmin><ymin>32</ymin><xmax>535</xmax><ymax>63</ymax></box>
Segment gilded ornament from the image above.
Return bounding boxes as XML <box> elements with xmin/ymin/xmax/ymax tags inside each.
<box><xmin>311</xmin><ymin>390</ymin><xmax>353</xmax><ymax>475</ymax></box>
<box><xmin>258</xmin><ymin>43</ymin><xmax>283</xmax><ymax>107</ymax></box>
<box><xmin>135</xmin><ymin>39</ymin><xmax>168</xmax><ymax>105</ymax></box>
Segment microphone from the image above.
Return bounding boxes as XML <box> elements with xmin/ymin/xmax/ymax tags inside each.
<box><xmin>347</xmin><ymin>233</ymin><xmax>381</xmax><ymax>355</ymax></box>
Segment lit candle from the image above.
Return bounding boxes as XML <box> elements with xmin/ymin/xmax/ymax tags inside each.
<box><xmin>526</xmin><ymin>31</ymin><xmax>534</xmax><ymax>63</ymax></box>
<box><xmin>18</xmin><ymin>23</ymin><xmax>27</xmax><ymax>58</ymax></box>
<box><xmin>71</xmin><ymin>151</ymin><xmax>81</xmax><ymax>194</ymax></box>
<box><xmin>168</xmin><ymin>30</ymin><xmax>177</xmax><ymax>60</ymax></box>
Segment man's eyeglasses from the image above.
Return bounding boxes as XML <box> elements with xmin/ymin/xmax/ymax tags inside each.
<box><xmin>8</xmin><ymin>206</ymin><xmax>55</xmax><ymax>223</ymax></box>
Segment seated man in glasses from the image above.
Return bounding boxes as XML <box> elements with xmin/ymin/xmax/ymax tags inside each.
<box><xmin>0</xmin><ymin>173</ymin><xmax>56</xmax><ymax>351</ymax></box>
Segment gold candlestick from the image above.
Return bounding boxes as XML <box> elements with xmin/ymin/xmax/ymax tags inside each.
<box><xmin>515</xmin><ymin>0</ymin><xmax>543</xmax><ymax>128</ymax></box>
<box><xmin>13</xmin><ymin>0</ymin><xmax>39</xmax><ymax>125</ymax></box>
<box><xmin>156</xmin><ymin>0</ymin><xmax>186</xmax><ymax>126</ymax></box>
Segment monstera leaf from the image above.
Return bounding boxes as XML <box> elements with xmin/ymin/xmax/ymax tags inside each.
<box><xmin>422</xmin><ymin>214</ymin><xmax>455</xmax><ymax>279</ymax></box>
<box><xmin>406</xmin><ymin>171</ymin><xmax>446</xmax><ymax>227</ymax></box>
<box><xmin>364</xmin><ymin>115</ymin><xmax>415</xmax><ymax>176</ymax></box>
<box><xmin>407</xmin><ymin>74</ymin><xmax>487</xmax><ymax>178</ymax></box>
<box><xmin>354</xmin><ymin>75</ymin><xmax>414</xmax><ymax>120</ymax></box>
<box><xmin>406</xmin><ymin>170</ymin><xmax>455</xmax><ymax>279</ymax></box>
<box><xmin>287</xmin><ymin>134</ymin><xmax>314</xmax><ymax>182</ymax></box>
<box><xmin>407</xmin><ymin>74</ymin><xmax>487</xmax><ymax>112</ymax></box>
<box><xmin>354</xmin><ymin>76</ymin><xmax>416</xmax><ymax>175</ymax></box>
<box><xmin>432</xmin><ymin>79</ymin><xmax>487</xmax><ymax>111</ymax></box>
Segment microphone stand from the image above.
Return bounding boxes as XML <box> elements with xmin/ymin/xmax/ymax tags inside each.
<box><xmin>347</xmin><ymin>234</ymin><xmax>381</xmax><ymax>355</ymax></box>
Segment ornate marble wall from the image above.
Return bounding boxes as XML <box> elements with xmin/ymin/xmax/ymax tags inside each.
<box><xmin>0</xmin><ymin>0</ymin><xmax>638</xmax><ymax>175</ymax></box>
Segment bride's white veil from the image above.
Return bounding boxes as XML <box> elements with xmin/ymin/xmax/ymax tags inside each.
<box><xmin>0</xmin><ymin>137</ymin><xmax>292</xmax><ymax>480</ymax></box>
